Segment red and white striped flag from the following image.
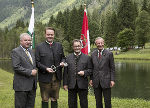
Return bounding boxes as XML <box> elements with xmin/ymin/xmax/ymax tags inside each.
<box><xmin>81</xmin><ymin>8</ymin><xmax>90</xmax><ymax>55</ymax></box>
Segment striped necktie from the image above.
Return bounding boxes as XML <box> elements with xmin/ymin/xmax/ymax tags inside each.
<box><xmin>25</xmin><ymin>50</ymin><xmax>33</xmax><ymax>64</ymax></box>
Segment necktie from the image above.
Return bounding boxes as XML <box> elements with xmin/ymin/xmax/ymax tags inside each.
<box><xmin>99</xmin><ymin>51</ymin><xmax>101</xmax><ymax>59</ymax></box>
<box><xmin>50</xmin><ymin>43</ymin><xmax>52</xmax><ymax>47</ymax></box>
<box><xmin>25</xmin><ymin>50</ymin><xmax>33</xmax><ymax>64</ymax></box>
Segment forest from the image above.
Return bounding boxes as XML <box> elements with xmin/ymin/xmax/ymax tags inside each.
<box><xmin>0</xmin><ymin>0</ymin><xmax>150</xmax><ymax>58</ymax></box>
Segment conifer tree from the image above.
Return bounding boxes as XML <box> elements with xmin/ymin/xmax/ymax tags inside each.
<box><xmin>104</xmin><ymin>12</ymin><xmax>119</xmax><ymax>47</ymax></box>
<box><xmin>48</xmin><ymin>15</ymin><xmax>55</xmax><ymax>26</ymax></box>
<box><xmin>117</xmin><ymin>0</ymin><xmax>137</xmax><ymax>31</ymax></box>
<box><xmin>55</xmin><ymin>11</ymin><xmax>64</xmax><ymax>27</ymax></box>
<box><xmin>63</xmin><ymin>8</ymin><xmax>70</xmax><ymax>42</ymax></box>
<box><xmin>141</xmin><ymin>0</ymin><xmax>148</xmax><ymax>12</ymax></box>
<box><xmin>135</xmin><ymin>10</ymin><xmax>150</xmax><ymax>48</ymax></box>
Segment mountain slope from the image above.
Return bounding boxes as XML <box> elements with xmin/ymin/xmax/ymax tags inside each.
<box><xmin>0</xmin><ymin>0</ymin><xmax>146</xmax><ymax>29</ymax></box>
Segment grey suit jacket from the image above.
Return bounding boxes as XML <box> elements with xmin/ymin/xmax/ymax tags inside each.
<box><xmin>63</xmin><ymin>53</ymin><xmax>92</xmax><ymax>89</ymax></box>
<box><xmin>91</xmin><ymin>49</ymin><xmax>115</xmax><ymax>89</ymax></box>
<box><xmin>11</xmin><ymin>46</ymin><xmax>37</xmax><ymax>91</ymax></box>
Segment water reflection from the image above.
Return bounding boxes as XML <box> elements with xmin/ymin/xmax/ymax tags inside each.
<box><xmin>112</xmin><ymin>60</ymin><xmax>150</xmax><ymax>100</ymax></box>
<box><xmin>0</xmin><ymin>60</ymin><xmax>150</xmax><ymax>100</ymax></box>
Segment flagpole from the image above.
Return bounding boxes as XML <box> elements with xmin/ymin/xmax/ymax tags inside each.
<box><xmin>31</xmin><ymin>0</ymin><xmax>34</xmax><ymax>8</ymax></box>
<box><xmin>31</xmin><ymin>0</ymin><xmax>35</xmax><ymax>49</ymax></box>
<box><xmin>84</xmin><ymin>4</ymin><xmax>86</xmax><ymax>9</ymax></box>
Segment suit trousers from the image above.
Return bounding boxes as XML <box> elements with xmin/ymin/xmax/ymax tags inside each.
<box><xmin>68</xmin><ymin>84</ymin><xmax>88</xmax><ymax>108</ymax></box>
<box><xmin>15</xmin><ymin>89</ymin><xmax>36</xmax><ymax>108</ymax></box>
<box><xmin>94</xmin><ymin>83</ymin><xmax>111</xmax><ymax>108</ymax></box>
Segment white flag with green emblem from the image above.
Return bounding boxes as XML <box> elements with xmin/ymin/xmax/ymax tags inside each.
<box><xmin>27</xmin><ymin>6</ymin><xmax>35</xmax><ymax>49</ymax></box>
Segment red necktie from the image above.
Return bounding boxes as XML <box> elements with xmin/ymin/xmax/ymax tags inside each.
<box><xmin>50</xmin><ymin>43</ymin><xmax>52</xmax><ymax>47</ymax></box>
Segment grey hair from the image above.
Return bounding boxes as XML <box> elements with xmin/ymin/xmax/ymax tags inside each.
<box><xmin>72</xmin><ymin>39</ymin><xmax>82</xmax><ymax>46</ymax></box>
<box><xmin>20</xmin><ymin>33</ymin><xmax>31</xmax><ymax>40</ymax></box>
<box><xmin>95</xmin><ymin>37</ymin><xmax>104</xmax><ymax>43</ymax></box>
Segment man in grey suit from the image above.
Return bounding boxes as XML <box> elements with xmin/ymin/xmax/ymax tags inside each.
<box><xmin>11</xmin><ymin>33</ymin><xmax>37</xmax><ymax>108</ymax></box>
<box><xmin>89</xmin><ymin>37</ymin><xmax>115</xmax><ymax>108</ymax></box>
<box><xmin>63</xmin><ymin>39</ymin><xmax>92</xmax><ymax>108</ymax></box>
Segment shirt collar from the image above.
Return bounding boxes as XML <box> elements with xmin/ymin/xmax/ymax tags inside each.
<box><xmin>46</xmin><ymin>41</ymin><xmax>53</xmax><ymax>45</ymax></box>
<box><xmin>98</xmin><ymin>48</ymin><xmax>104</xmax><ymax>54</ymax></box>
<box><xmin>20</xmin><ymin>45</ymin><xmax>29</xmax><ymax>51</ymax></box>
<box><xmin>74</xmin><ymin>52</ymin><xmax>81</xmax><ymax>56</ymax></box>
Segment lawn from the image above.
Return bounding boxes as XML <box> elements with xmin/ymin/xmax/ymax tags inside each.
<box><xmin>0</xmin><ymin>69</ymin><xmax>150</xmax><ymax>108</ymax></box>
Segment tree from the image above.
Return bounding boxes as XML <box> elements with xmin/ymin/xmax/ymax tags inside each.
<box><xmin>135</xmin><ymin>10</ymin><xmax>150</xmax><ymax>48</ymax></box>
<box><xmin>15</xmin><ymin>19</ymin><xmax>25</xmax><ymax>28</ymax></box>
<box><xmin>141</xmin><ymin>0</ymin><xmax>148</xmax><ymax>12</ymax></box>
<box><xmin>117</xmin><ymin>28</ymin><xmax>135</xmax><ymax>51</ymax></box>
<box><xmin>63</xmin><ymin>8</ymin><xmax>70</xmax><ymax>41</ymax></box>
<box><xmin>148</xmin><ymin>4</ymin><xmax>150</xmax><ymax>14</ymax></box>
<box><xmin>104</xmin><ymin>12</ymin><xmax>119</xmax><ymax>47</ymax></box>
<box><xmin>89</xmin><ymin>20</ymin><xmax>100</xmax><ymax>45</ymax></box>
<box><xmin>88</xmin><ymin>8</ymin><xmax>101</xmax><ymax>45</ymax></box>
<box><xmin>55</xmin><ymin>11</ymin><xmax>64</xmax><ymax>27</ymax></box>
<box><xmin>117</xmin><ymin>0</ymin><xmax>138</xmax><ymax>31</ymax></box>
<box><xmin>48</xmin><ymin>15</ymin><xmax>56</xmax><ymax>26</ymax></box>
<box><xmin>0</xmin><ymin>29</ymin><xmax>4</xmax><ymax>58</ymax></box>
<box><xmin>67</xmin><ymin>6</ymin><xmax>82</xmax><ymax>53</ymax></box>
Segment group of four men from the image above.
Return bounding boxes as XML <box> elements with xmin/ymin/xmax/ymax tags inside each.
<box><xmin>11</xmin><ymin>27</ymin><xmax>115</xmax><ymax>108</ymax></box>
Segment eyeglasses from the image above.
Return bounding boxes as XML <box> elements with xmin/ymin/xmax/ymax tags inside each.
<box><xmin>73</xmin><ymin>45</ymin><xmax>81</xmax><ymax>48</ymax></box>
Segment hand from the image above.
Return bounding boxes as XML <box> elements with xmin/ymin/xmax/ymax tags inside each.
<box><xmin>31</xmin><ymin>69</ymin><xmax>37</xmax><ymax>76</ymax></box>
<box><xmin>110</xmin><ymin>81</ymin><xmax>115</xmax><ymax>88</ymax></box>
<box><xmin>46</xmin><ymin>68</ymin><xmax>54</xmax><ymax>73</ymax></box>
<box><xmin>78</xmin><ymin>71</ymin><xmax>84</xmax><ymax>76</ymax></box>
<box><xmin>89</xmin><ymin>80</ymin><xmax>93</xmax><ymax>87</ymax></box>
<box><xmin>63</xmin><ymin>85</ymin><xmax>68</xmax><ymax>91</ymax></box>
<box><xmin>60</xmin><ymin>62</ymin><xmax>65</xmax><ymax>67</ymax></box>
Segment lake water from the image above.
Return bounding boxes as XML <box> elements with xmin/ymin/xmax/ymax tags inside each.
<box><xmin>0</xmin><ymin>60</ymin><xmax>150</xmax><ymax>100</ymax></box>
<box><xmin>112</xmin><ymin>60</ymin><xmax>150</xmax><ymax>100</ymax></box>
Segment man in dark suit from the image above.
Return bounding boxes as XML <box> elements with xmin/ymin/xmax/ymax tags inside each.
<box><xmin>63</xmin><ymin>39</ymin><xmax>92</xmax><ymax>108</ymax></box>
<box><xmin>89</xmin><ymin>37</ymin><xmax>115</xmax><ymax>108</ymax></box>
<box><xmin>11</xmin><ymin>33</ymin><xmax>37</xmax><ymax>108</ymax></box>
<box><xmin>35</xmin><ymin>27</ymin><xmax>65</xmax><ymax>108</ymax></box>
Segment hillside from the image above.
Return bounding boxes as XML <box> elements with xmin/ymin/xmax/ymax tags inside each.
<box><xmin>0</xmin><ymin>0</ymin><xmax>146</xmax><ymax>29</ymax></box>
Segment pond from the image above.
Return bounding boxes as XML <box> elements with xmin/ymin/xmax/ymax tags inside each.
<box><xmin>0</xmin><ymin>59</ymin><xmax>150</xmax><ymax>100</ymax></box>
<box><xmin>112</xmin><ymin>60</ymin><xmax>150</xmax><ymax>100</ymax></box>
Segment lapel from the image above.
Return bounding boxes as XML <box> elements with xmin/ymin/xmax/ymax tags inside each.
<box><xmin>28</xmin><ymin>49</ymin><xmax>35</xmax><ymax>65</ymax></box>
<box><xmin>19</xmin><ymin>46</ymin><xmax>33</xmax><ymax>65</ymax></box>
<box><xmin>94</xmin><ymin>50</ymin><xmax>100</xmax><ymax>64</ymax></box>
<box><xmin>68</xmin><ymin>53</ymin><xmax>76</xmax><ymax>69</ymax></box>
<box><xmin>94</xmin><ymin>49</ymin><xmax>107</xmax><ymax>69</ymax></box>
<box><xmin>51</xmin><ymin>42</ymin><xmax>56</xmax><ymax>55</ymax></box>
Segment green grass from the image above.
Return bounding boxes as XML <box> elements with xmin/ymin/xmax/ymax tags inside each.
<box><xmin>113</xmin><ymin>43</ymin><xmax>150</xmax><ymax>60</ymax></box>
<box><xmin>0</xmin><ymin>69</ymin><xmax>150</xmax><ymax>108</ymax></box>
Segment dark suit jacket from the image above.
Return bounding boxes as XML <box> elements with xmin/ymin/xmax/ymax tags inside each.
<box><xmin>91</xmin><ymin>49</ymin><xmax>115</xmax><ymax>89</ymax></box>
<box><xmin>11</xmin><ymin>46</ymin><xmax>37</xmax><ymax>91</ymax></box>
<box><xmin>35</xmin><ymin>41</ymin><xmax>65</xmax><ymax>83</ymax></box>
<box><xmin>63</xmin><ymin>53</ymin><xmax>92</xmax><ymax>89</ymax></box>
